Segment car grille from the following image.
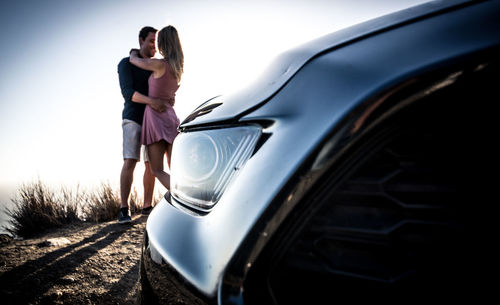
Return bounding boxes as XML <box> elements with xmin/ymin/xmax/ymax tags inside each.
<box><xmin>244</xmin><ymin>90</ymin><xmax>476</xmax><ymax>303</ymax></box>
<box><xmin>241</xmin><ymin>58</ymin><xmax>498</xmax><ymax>304</ymax></box>
<box><xmin>264</xmin><ymin>125</ymin><xmax>467</xmax><ymax>303</ymax></box>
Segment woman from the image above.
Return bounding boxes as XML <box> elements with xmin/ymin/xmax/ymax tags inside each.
<box><xmin>129</xmin><ymin>25</ymin><xmax>183</xmax><ymax>190</ymax></box>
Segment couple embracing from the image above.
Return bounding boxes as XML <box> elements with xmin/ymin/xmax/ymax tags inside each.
<box><xmin>117</xmin><ymin>26</ymin><xmax>183</xmax><ymax>223</ymax></box>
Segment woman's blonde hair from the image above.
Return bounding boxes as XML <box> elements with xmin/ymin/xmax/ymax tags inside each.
<box><xmin>156</xmin><ymin>25</ymin><xmax>184</xmax><ymax>82</ymax></box>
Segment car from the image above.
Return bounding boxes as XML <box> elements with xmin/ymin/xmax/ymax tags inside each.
<box><xmin>138</xmin><ymin>0</ymin><xmax>499</xmax><ymax>304</ymax></box>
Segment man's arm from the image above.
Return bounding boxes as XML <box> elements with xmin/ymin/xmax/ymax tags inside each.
<box><xmin>118</xmin><ymin>59</ymin><xmax>167</xmax><ymax>112</ymax></box>
<box><xmin>118</xmin><ymin>58</ymin><xmax>136</xmax><ymax>102</ymax></box>
<box><xmin>132</xmin><ymin>92</ymin><xmax>168</xmax><ymax>111</ymax></box>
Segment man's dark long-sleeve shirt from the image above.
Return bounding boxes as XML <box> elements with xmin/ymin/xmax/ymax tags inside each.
<box><xmin>118</xmin><ymin>56</ymin><xmax>151</xmax><ymax>125</ymax></box>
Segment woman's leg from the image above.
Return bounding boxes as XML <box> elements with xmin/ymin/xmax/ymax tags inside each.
<box><xmin>147</xmin><ymin>140</ymin><xmax>171</xmax><ymax>189</ymax></box>
<box><xmin>165</xmin><ymin>142</ymin><xmax>173</xmax><ymax>168</ymax></box>
<box><xmin>143</xmin><ymin>161</ymin><xmax>155</xmax><ymax>208</ymax></box>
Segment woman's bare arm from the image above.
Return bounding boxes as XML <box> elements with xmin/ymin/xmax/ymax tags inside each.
<box><xmin>129</xmin><ymin>50</ymin><xmax>164</xmax><ymax>73</ymax></box>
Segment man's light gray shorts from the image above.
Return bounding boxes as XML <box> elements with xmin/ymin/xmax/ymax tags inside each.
<box><xmin>122</xmin><ymin>119</ymin><xmax>149</xmax><ymax>162</ymax></box>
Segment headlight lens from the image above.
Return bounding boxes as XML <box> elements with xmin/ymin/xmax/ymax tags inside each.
<box><xmin>170</xmin><ymin>125</ymin><xmax>261</xmax><ymax>211</ymax></box>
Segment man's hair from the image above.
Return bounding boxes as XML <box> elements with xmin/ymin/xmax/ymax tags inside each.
<box><xmin>139</xmin><ymin>26</ymin><xmax>157</xmax><ymax>41</ymax></box>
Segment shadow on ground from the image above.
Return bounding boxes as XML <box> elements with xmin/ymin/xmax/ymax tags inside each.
<box><xmin>0</xmin><ymin>216</ymin><xmax>147</xmax><ymax>304</ymax></box>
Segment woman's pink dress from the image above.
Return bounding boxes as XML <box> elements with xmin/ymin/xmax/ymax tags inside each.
<box><xmin>141</xmin><ymin>60</ymin><xmax>180</xmax><ymax>145</ymax></box>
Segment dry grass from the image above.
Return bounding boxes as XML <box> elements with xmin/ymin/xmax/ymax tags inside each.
<box><xmin>3</xmin><ymin>180</ymin><xmax>80</xmax><ymax>238</ymax></box>
<box><xmin>80</xmin><ymin>182</ymin><xmax>120</xmax><ymax>223</ymax></box>
<box><xmin>2</xmin><ymin>180</ymin><xmax>157</xmax><ymax>238</ymax></box>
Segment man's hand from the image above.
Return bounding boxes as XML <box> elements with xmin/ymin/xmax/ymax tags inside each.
<box><xmin>150</xmin><ymin>98</ymin><xmax>167</xmax><ymax>113</ymax></box>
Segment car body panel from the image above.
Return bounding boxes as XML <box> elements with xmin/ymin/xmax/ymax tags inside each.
<box><xmin>144</xmin><ymin>0</ymin><xmax>500</xmax><ymax>301</ymax></box>
<box><xmin>179</xmin><ymin>0</ymin><xmax>473</xmax><ymax>129</ymax></box>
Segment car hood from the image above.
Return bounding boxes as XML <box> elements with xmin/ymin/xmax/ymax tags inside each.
<box><xmin>179</xmin><ymin>0</ymin><xmax>473</xmax><ymax>130</ymax></box>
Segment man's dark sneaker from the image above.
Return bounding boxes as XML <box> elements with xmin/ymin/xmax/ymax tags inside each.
<box><xmin>118</xmin><ymin>207</ymin><xmax>132</xmax><ymax>224</ymax></box>
<box><xmin>141</xmin><ymin>206</ymin><xmax>153</xmax><ymax>216</ymax></box>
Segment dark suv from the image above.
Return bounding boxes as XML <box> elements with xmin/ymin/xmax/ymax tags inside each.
<box><xmin>139</xmin><ymin>0</ymin><xmax>499</xmax><ymax>304</ymax></box>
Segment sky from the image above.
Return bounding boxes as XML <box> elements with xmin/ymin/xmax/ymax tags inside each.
<box><xmin>0</xmin><ymin>0</ymin><xmax>429</xmax><ymax>212</ymax></box>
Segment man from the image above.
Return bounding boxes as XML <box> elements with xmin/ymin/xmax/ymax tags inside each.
<box><xmin>117</xmin><ymin>26</ymin><xmax>166</xmax><ymax>223</ymax></box>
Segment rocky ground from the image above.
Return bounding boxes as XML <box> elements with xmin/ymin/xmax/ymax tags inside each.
<box><xmin>0</xmin><ymin>216</ymin><xmax>147</xmax><ymax>304</ymax></box>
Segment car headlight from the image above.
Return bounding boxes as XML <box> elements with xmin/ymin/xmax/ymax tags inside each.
<box><xmin>170</xmin><ymin>125</ymin><xmax>262</xmax><ymax>211</ymax></box>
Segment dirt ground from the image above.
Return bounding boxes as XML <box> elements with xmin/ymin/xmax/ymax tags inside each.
<box><xmin>0</xmin><ymin>216</ymin><xmax>147</xmax><ymax>304</ymax></box>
